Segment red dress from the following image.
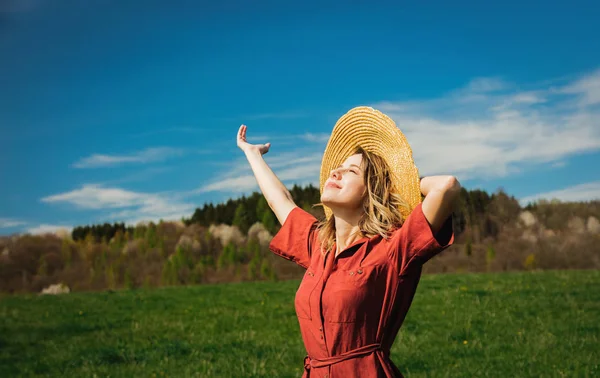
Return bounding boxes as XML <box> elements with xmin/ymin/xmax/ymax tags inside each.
<box><xmin>269</xmin><ymin>203</ymin><xmax>454</xmax><ymax>378</ymax></box>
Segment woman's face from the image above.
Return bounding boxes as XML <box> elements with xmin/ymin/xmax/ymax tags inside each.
<box><xmin>321</xmin><ymin>153</ymin><xmax>366</xmax><ymax>214</ymax></box>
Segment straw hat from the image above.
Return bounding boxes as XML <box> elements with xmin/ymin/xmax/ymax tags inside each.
<box><xmin>320</xmin><ymin>106</ymin><xmax>421</xmax><ymax>220</ymax></box>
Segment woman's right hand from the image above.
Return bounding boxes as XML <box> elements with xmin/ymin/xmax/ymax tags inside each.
<box><xmin>237</xmin><ymin>124</ymin><xmax>271</xmax><ymax>155</ymax></box>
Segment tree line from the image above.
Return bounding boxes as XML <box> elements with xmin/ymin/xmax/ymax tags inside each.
<box><xmin>70</xmin><ymin>182</ymin><xmax>599</xmax><ymax>256</ymax></box>
<box><xmin>70</xmin><ymin>183</ymin><xmax>505</xmax><ymax>244</ymax></box>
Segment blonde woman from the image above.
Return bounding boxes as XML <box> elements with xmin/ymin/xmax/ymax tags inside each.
<box><xmin>237</xmin><ymin>107</ymin><xmax>460</xmax><ymax>378</ymax></box>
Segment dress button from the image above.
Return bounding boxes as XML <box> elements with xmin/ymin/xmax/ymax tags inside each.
<box><xmin>349</xmin><ymin>271</ymin><xmax>354</xmax><ymax>276</ymax></box>
<box><xmin>320</xmin><ymin>334</ymin><xmax>324</xmax><ymax>339</ymax></box>
<box><xmin>319</xmin><ymin>326</ymin><xmax>323</xmax><ymax>331</ymax></box>
<box><xmin>357</xmin><ymin>268</ymin><xmax>363</xmax><ymax>274</ymax></box>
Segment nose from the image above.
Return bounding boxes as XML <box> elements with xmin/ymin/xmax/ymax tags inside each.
<box><xmin>330</xmin><ymin>168</ymin><xmax>342</xmax><ymax>180</ymax></box>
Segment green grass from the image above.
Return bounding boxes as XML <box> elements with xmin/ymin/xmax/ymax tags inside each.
<box><xmin>1</xmin><ymin>270</ymin><xmax>599</xmax><ymax>377</ymax></box>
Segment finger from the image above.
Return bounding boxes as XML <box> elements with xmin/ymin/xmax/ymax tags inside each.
<box><xmin>237</xmin><ymin>125</ymin><xmax>244</xmax><ymax>139</ymax></box>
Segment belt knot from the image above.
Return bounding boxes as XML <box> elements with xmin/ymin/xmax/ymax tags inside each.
<box><xmin>304</xmin><ymin>343</ymin><xmax>384</xmax><ymax>370</ymax></box>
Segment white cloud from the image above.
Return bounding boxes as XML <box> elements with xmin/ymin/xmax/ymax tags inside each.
<box><xmin>371</xmin><ymin>69</ymin><xmax>600</xmax><ymax>179</ymax></box>
<box><xmin>462</xmin><ymin>77</ymin><xmax>508</xmax><ymax>93</ymax></box>
<box><xmin>195</xmin><ymin>150</ymin><xmax>324</xmax><ymax>194</ymax></box>
<box><xmin>266</xmin><ymin>151</ymin><xmax>323</xmax><ymax>169</ymax></box>
<box><xmin>559</xmin><ymin>68</ymin><xmax>600</xmax><ymax>107</ymax></box>
<box><xmin>41</xmin><ymin>185</ymin><xmax>195</xmax><ymax>225</ymax></box>
<box><xmin>72</xmin><ymin>147</ymin><xmax>185</xmax><ymax>168</ymax></box>
<box><xmin>519</xmin><ymin>181</ymin><xmax>600</xmax><ymax>205</ymax></box>
<box><xmin>42</xmin><ymin>185</ymin><xmax>143</xmax><ymax>209</ymax></box>
<box><xmin>26</xmin><ymin>224</ymin><xmax>73</xmax><ymax>236</ymax></box>
<box><xmin>0</xmin><ymin>218</ymin><xmax>26</xmax><ymax>228</ymax></box>
<box><xmin>196</xmin><ymin>175</ymin><xmax>259</xmax><ymax>194</ymax></box>
<box><xmin>301</xmin><ymin>133</ymin><xmax>330</xmax><ymax>143</ymax></box>
<box><xmin>277</xmin><ymin>162</ymin><xmax>321</xmax><ymax>182</ymax></box>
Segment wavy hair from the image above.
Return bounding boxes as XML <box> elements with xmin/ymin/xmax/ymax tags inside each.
<box><xmin>316</xmin><ymin>147</ymin><xmax>410</xmax><ymax>254</ymax></box>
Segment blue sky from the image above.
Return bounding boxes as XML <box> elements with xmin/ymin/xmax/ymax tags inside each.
<box><xmin>1</xmin><ymin>0</ymin><xmax>599</xmax><ymax>235</ymax></box>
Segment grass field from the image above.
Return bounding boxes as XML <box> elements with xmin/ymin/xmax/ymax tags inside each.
<box><xmin>1</xmin><ymin>270</ymin><xmax>599</xmax><ymax>377</ymax></box>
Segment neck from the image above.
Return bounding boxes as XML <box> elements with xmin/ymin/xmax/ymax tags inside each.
<box><xmin>333</xmin><ymin>210</ymin><xmax>363</xmax><ymax>256</ymax></box>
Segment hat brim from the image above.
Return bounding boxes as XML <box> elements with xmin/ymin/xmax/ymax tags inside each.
<box><xmin>320</xmin><ymin>106</ymin><xmax>421</xmax><ymax>220</ymax></box>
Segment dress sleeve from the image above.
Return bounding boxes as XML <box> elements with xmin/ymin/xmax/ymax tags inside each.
<box><xmin>268</xmin><ymin>206</ymin><xmax>319</xmax><ymax>269</ymax></box>
<box><xmin>389</xmin><ymin>202</ymin><xmax>454</xmax><ymax>275</ymax></box>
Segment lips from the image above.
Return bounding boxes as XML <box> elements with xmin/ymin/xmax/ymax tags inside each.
<box><xmin>325</xmin><ymin>181</ymin><xmax>341</xmax><ymax>189</ymax></box>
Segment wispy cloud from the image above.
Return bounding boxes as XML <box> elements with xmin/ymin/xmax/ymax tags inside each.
<box><xmin>72</xmin><ymin>147</ymin><xmax>185</xmax><ymax>169</ymax></box>
<box><xmin>461</xmin><ymin>77</ymin><xmax>508</xmax><ymax>93</ymax></box>
<box><xmin>371</xmin><ymin>69</ymin><xmax>600</xmax><ymax>179</ymax></box>
<box><xmin>558</xmin><ymin>69</ymin><xmax>600</xmax><ymax>107</ymax></box>
<box><xmin>0</xmin><ymin>218</ymin><xmax>27</xmax><ymax>228</ymax></box>
<box><xmin>41</xmin><ymin>185</ymin><xmax>195</xmax><ymax>224</ymax></box>
<box><xmin>301</xmin><ymin>133</ymin><xmax>330</xmax><ymax>143</ymax></box>
<box><xmin>43</xmin><ymin>185</ymin><xmax>148</xmax><ymax>209</ymax></box>
<box><xmin>195</xmin><ymin>175</ymin><xmax>259</xmax><ymax>194</ymax></box>
<box><xmin>26</xmin><ymin>224</ymin><xmax>73</xmax><ymax>235</ymax></box>
<box><xmin>519</xmin><ymin>181</ymin><xmax>600</xmax><ymax>205</ymax></box>
<box><xmin>195</xmin><ymin>149</ymin><xmax>324</xmax><ymax>194</ymax></box>
<box><xmin>267</xmin><ymin>152</ymin><xmax>323</xmax><ymax>170</ymax></box>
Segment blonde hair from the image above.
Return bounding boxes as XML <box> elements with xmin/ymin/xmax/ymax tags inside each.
<box><xmin>316</xmin><ymin>147</ymin><xmax>410</xmax><ymax>254</ymax></box>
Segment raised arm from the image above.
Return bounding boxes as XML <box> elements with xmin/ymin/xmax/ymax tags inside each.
<box><xmin>237</xmin><ymin>125</ymin><xmax>297</xmax><ymax>225</ymax></box>
<box><xmin>419</xmin><ymin>175</ymin><xmax>461</xmax><ymax>234</ymax></box>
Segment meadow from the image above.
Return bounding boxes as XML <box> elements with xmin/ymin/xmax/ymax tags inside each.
<box><xmin>1</xmin><ymin>270</ymin><xmax>599</xmax><ymax>377</ymax></box>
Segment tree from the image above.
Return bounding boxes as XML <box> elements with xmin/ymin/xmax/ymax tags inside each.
<box><xmin>145</xmin><ymin>222</ymin><xmax>158</xmax><ymax>248</ymax></box>
<box><xmin>261</xmin><ymin>210</ymin><xmax>277</xmax><ymax>234</ymax></box>
<box><xmin>256</xmin><ymin>196</ymin><xmax>269</xmax><ymax>220</ymax></box>
<box><xmin>112</xmin><ymin>229</ymin><xmax>124</xmax><ymax>247</ymax></box>
<box><xmin>133</xmin><ymin>224</ymin><xmax>147</xmax><ymax>240</ymax></box>
<box><xmin>233</xmin><ymin>203</ymin><xmax>251</xmax><ymax>234</ymax></box>
<box><xmin>489</xmin><ymin>189</ymin><xmax>521</xmax><ymax>225</ymax></box>
<box><xmin>217</xmin><ymin>242</ymin><xmax>238</xmax><ymax>270</ymax></box>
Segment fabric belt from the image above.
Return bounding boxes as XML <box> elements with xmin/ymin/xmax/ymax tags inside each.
<box><xmin>303</xmin><ymin>343</ymin><xmax>384</xmax><ymax>371</ymax></box>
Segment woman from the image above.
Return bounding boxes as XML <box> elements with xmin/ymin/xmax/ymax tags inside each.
<box><xmin>237</xmin><ymin>106</ymin><xmax>460</xmax><ymax>378</ymax></box>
